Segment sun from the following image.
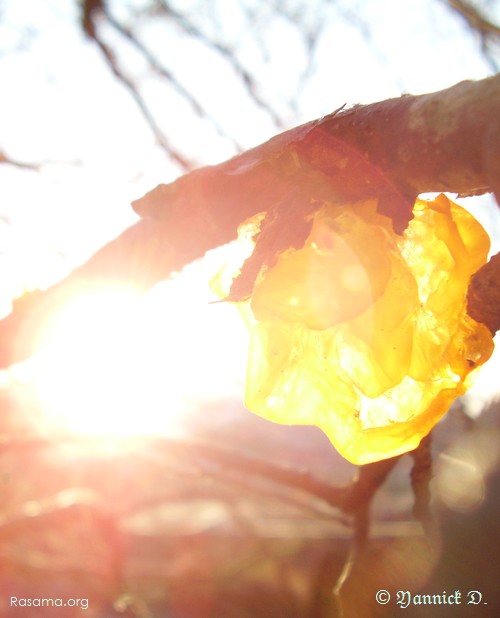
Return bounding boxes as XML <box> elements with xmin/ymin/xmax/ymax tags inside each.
<box><xmin>12</xmin><ymin>262</ymin><xmax>248</xmax><ymax>438</ymax></box>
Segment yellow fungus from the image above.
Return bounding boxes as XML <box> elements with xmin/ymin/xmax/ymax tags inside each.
<box><xmin>225</xmin><ymin>195</ymin><xmax>493</xmax><ymax>464</ymax></box>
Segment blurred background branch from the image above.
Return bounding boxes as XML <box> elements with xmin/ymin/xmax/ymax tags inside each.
<box><xmin>445</xmin><ymin>0</ymin><xmax>500</xmax><ymax>71</ymax></box>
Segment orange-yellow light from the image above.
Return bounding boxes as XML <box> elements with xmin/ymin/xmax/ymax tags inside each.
<box><xmin>13</xmin><ymin>270</ymin><xmax>247</xmax><ymax>438</ymax></box>
<box><xmin>222</xmin><ymin>195</ymin><xmax>494</xmax><ymax>465</ymax></box>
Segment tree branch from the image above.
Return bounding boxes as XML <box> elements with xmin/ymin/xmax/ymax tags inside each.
<box><xmin>0</xmin><ymin>75</ymin><xmax>499</xmax><ymax>368</ymax></box>
<box><xmin>0</xmin><ymin>150</ymin><xmax>41</xmax><ymax>171</ymax></box>
<box><xmin>468</xmin><ymin>251</ymin><xmax>500</xmax><ymax>333</ymax></box>
<box><xmin>157</xmin><ymin>0</ymin><xmax>286</xmax><ymax>132</ymax></box>
<box><xmin>81</xmin><ymin>0</ymin><xmax>194</xmax><ymax>169</ymax></box>
<box><xmin>444</xmin><ymin>0</ymin><xmax>500</xmax><ymax>72</ymax></box>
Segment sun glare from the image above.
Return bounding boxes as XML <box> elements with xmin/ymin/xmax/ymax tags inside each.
<box><xmin>13</xmin><ymin>268</ymin><xmax>248</xmax><ymax>439</ymax></box>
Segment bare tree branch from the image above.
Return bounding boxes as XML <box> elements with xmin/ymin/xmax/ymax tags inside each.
<box><xmin>81</xmin><ymin>0</ymin><xmax>194</xmax><ymax>170</ymax></box>
<box><xmin>93</xmin><ymin>35</ymin><xmax>194</xmax><ymax>170</ymax></box>
<box><xmin>157</xmin><ymin>0</ymin><xmax>286</xmax><ymax>132</ymax></box>
<box><xmin>447</xmin><ymin>0</ymin><xmax>500</xmax><ymax>37</ymax></box>
<box><xmin>444</xmin><ymin>0</ymin><xmax>500</xmax><ymax>71</ymax></box>
<box><xmin>103</xmin><ymin>5</ymin><xmax>245</xmax><ymax>153</ymax></box>
<box><xmin>0</xmin><ymin>150</ymin><xmax>41</xmax><ymax>171</ymax></box>
<box><xmin>0</xmin><ymin>75</ymin><xmax>499</xmax><ymax>368</ymax></box>
<box><xmin>0</xmin><ymin>433</ymin><xmax>400</xmax><ymax>520</ymax></box>
<box><xmin>410</xmin><ymin>434</ymin><xmax>435</xmax><ymax>536</ymax></box>
<box><xmin>468</xmin><ymin>251</ymin><xmax>500</xmax><ymax>333</ymax></box>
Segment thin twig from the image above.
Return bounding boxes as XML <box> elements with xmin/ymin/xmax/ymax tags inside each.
<box><xmin>81</xmin><ymin>0</ymin><xmax>193</xmax><ymax>169</ymax></box>
<box><xmin>444</xmin><ymin>0</ymin><xmax>500</xmax><ymax>71</ymax></box>
<box><xmin>158</xmin><ymin>0</ymin><xmax>286</xmax><ymax>131</ymax></box>
<box><xmin>104</xmin><ymin>7</ymin><xmax>244</xmax><ymax>152</ymax></box>
<box><xmin>0</xmin><ymin>151</ymin><xmax>40</xmax><ymax>171</ymax></box>
<box><xmin>410</xmin><ymin>433</ymin><xmax>435</xmax><ymax>536</ymax></box>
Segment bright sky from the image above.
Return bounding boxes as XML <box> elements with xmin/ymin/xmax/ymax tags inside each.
<box><xmin>0</xmin><ymin>0</ymin><xmax>499</xmax><ymax>438</ymax></box>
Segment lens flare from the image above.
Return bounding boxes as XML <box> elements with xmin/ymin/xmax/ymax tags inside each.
<box><xmin>12</xmin><ymin>272</ymin><xmax>247</xmax><ymax>438</ymax></box>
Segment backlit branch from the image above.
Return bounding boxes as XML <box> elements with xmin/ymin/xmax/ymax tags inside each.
<box><xmin>0</xmin><ymin>75</ymin><xmax>499</xmax><ymax>368</ymax></box>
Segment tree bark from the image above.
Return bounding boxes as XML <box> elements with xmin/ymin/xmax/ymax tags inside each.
<box><xmin>0</xmin><ymin>75</ymin><xmax>499</xmax><ymax>368</ymax></box>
